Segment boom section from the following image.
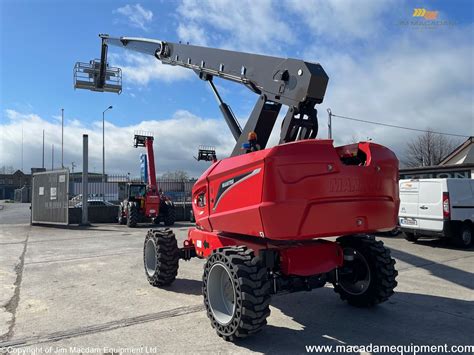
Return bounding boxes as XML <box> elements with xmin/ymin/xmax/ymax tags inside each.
<box><xmin>100</xmin><ymin>35</ymin><xmax>329</xmax><ymax>108</ymax></box>
<box><xmin>134</xmin><ymin>132</ymin><xmax>157</xmax><ymax>192</ymax></box>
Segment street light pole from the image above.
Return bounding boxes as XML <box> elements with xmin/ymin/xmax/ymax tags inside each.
<box><xmin>102</xmin><ymin>105</ymin><xmax>113</xmax><ymax>201</ymax></box>
<box><xmin>42</xmin><ymin>129</ymin><xmax>45</xmax><ymax>169</ymax></box>
<box><xmin>61</xmin><ymin>108</ymin><xmax>64</xmax><ymax>168</ymax></box>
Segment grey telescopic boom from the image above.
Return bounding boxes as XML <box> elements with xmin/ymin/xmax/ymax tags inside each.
<box><xmin>75</xmin><ymin>34</ymin><xmax>329</xmax><ymax>156</ymax></box>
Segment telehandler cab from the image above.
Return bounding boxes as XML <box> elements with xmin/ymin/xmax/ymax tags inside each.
<box><xmin>75</xmin><ymin>35</ymin><xmax>399</xmax><ymax>341</ymax></box>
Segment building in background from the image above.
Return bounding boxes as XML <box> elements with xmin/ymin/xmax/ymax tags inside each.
<box><xmin>0</xmin><ymin>169</ymin><xmax>32</xmax><ymax>200</ymax></box>
<box><xmin>400</xmin><ymin>136</ymin><xmax>474</xmax><ymax>179</ymax></box>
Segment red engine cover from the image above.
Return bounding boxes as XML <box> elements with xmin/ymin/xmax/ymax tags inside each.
<box><xmin>192</xmin><ymin>139</ymin><xmax>399</xmax><ymax>241</ymax></box>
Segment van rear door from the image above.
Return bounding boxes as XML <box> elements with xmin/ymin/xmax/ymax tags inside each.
<box><xmin>417</xmin><ymin>180</ymin><xmax>444</xmax><ymax>231</ymax></box>
<box><xmin>399</xmin><ymin>180</ymin><xmax>420</xmax><ymax>229</ymax></box>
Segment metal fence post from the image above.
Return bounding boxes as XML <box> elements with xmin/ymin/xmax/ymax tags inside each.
<box><xmin>81</xmin><ymin>134</ymin><xmax>90</xmax><ymax>226</ymax></box>
<box><xmin>327</xmin><ymin>108</ymin><xmax>332</xmax><ymax>139</ymax></box>
<box><xmin>182</xmin><ymin>179</ymin><xmax>186</xmax><ymax>218</ymax></box>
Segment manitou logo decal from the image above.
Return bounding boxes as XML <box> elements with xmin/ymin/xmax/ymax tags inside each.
<box><xmin>413</xmin><ymin>8</ymin><xmax>438</xmax><ymax>20</ymax></box>
<box><xmin>329</xmin><ymin>178</ymin><xmax>381</xmax><ymax>193</ymax></box>
<box><xmin>213</xmin><ymin>168</ymin><xmax>261</xmax><ymax>211</ymax></box>
<box><xmin>222</xmin><ymin>179</ymin><xmax>235</xmax><ymax>188</ymax></box>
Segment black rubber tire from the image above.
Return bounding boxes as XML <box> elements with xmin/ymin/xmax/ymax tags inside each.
<box><xmin>127</xmin><ymin>204</ymin><xmax>138</xmax><ymax>228</ymax></box>
<box><xmin>163</xmin><ymin>205</ymin><xmax>176</xmax><ymax>226</ymax></box>
<box><xmin>403</xmin><ymin>232</ymin><xmax>419</xmax><ymax>242</ymax></box>
<box><xmin>453</xmin><ymin>223</ymin><xmax>473</xmax><ymax>248</ymax></box>
<box><xmin>334</xmin><ymin>235</ymin><xmax>398</xmax><ymax>307</ymax></box>
<box><xmin>143</xmin><ymin>229</ymin><xmax>179</xmax><ymax>286</ymax></box>
<box><xmin>203</xmin><ymin>246</ymin><xmax>271</xmax><ymax>342</ymax></box>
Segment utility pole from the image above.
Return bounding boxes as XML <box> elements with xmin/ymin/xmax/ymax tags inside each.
<box><xmin>51</xmin><ymin>144</ymin><xmax>54</xmax><ymax>170</ymax></box>
<box><xmin>61</xmin><ymin>108</ymin><xmax>64</xmax><ymax>168</ymax></box>
<box><xmin>327</xmin><ymin>108</ymin><xmax>332</xmax><ymax>139</ymax></box>
<box><xmin>21</xmin><ymin>126</ymin><xmax>24</xmax><ymax>172</ymax></box>
<box><xmin>81</xmin><ymin>135</ymin><xmax>90</xmax><ymax>226</ymax></box>
<box><xmin>102</xmin><ymin>105</ymin><xmax>113</xmax><ymax>201</ymax></box>
<box><xmin>42</xmin><ymin>129</ymin><xmax>45</xmax><ymax>169</ymax></box>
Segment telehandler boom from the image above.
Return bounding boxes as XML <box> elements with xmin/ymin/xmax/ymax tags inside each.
<box><xmin>117</xmin><ymin>133</ymin><xmax>176</xmax><ymax>228</ymax></box>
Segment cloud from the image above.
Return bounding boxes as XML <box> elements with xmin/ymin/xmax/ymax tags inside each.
<box><xmin>176</xmin><ymin>0</ymin><xmax>295</xmax><ymax>54</ymax></box>
<box><xmin>108</xmin><ymin>52</ymin><xmax>192</xmax><ymax>86</ymax></box>
<box><xmin>305</xmin><ymin>25</ymin><xmax>473</xmax><ymax>162</ymax></box>
<box><xmin>284</xmin><ymin>0</ymin><xmax>394</xmax><ymax>41</ymax></box>
<box><xmin>0</xmin><ymin>110</ymin><xmax>235</xmax><ymax>178</ymax></box>
<box><xmin>4</xmin><ymin>1</ymin><xmax>471</xmax><ymax>179</ymax></box>
<box><xmin>114</xmin><ymin>3</ymin><xmax>153</xmax><ymax>31</ymax></box>
<box><xmin>177</xmin><ymin>23</ymin><xmax>209</xmax><ymax>46</ymax></box>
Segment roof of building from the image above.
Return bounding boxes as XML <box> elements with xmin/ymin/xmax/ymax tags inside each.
<box><xmin>439</xmin><ymin>136</ymin><xmax>474</xmax><ymax>165</ymax></box>
<box><xmin>400</xmin><ymin>163</ymin><xmax>474</xmax><ymax>173</ymax></box>
<box><xmin>0</xmin><ymin>170</ymin><xmax>29</xmax><ymax>177</ymax></box>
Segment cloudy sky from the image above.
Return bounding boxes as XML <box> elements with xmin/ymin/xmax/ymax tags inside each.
<box><xmin>1</xmin><ymin>0</ymin><xmax>473</xmax><ymax>178</ymax></box>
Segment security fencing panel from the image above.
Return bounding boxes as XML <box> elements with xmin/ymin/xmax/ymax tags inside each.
<box><xmin>32</xmin><ymin>169</ymin><xmax>69</xmax><ymax>225</ymax></box>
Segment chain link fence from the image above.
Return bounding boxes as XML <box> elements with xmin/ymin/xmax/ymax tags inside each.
<box><xmin>69</xmin><ymin>174</ymin><xmax>196</xmax><ymax>205</ymax></box>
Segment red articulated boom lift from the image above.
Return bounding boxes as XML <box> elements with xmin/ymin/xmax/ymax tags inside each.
<box><xmin>75</xmin><ymin>34</ymin><xmax>399</xmax><ymax>341</ymax></box>
<box><xmin>117</xmin><ymin>132</ymin><xmax>176</xmax><ymax>228</ymax></box>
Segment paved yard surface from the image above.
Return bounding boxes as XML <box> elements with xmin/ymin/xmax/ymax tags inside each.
<box><xmin>0</xmin><ymin>202</ymin><xmax>473</xmax><ymax>354</ymax></box>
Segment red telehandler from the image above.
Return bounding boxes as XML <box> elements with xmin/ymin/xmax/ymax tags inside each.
<box><xmin>117</xmin><ymin>133</ymin><xmax>176</xmax><ymax>228</ymax></box>
<box><xmin>75</xmin><ymin>35</ymin><xmax>399</xmax><ymax>341</ymax></box>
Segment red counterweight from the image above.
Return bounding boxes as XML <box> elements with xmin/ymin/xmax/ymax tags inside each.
<box><xmin>191</xmin><ymin>139</ymin><xmax>399</xmax><ymax>241</ymax></box>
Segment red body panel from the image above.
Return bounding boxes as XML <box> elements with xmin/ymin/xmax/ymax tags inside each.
<box><xmin>279</xmin><ymin>241</ymin><xmax>343</xmax><ymax>276</ymax></box>
<box><xmin>187</xmin><ymin>228</ymin><xmax>343</xmax><ymax>277</ymax></box>
<box><xmin>144</xmin><ymin>193</ymin><xmax>160</xmax><ymax>217</ymax></box>
<box><xmin>192</xmin><ymin>139</ymin><xmax>399</xmax><ymax>241</ymax></box>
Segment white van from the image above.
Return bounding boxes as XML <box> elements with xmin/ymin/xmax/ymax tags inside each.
<box><xmin>399</xmin><ymin>178</ymin><xmax>474</xmax><ymax>248</ymax></box>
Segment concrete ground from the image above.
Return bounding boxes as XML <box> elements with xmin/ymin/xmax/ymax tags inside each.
<box><xmin>0</xmin><ymin>202</ymin><xmax>473</xmax><ymax>354</ymax></box>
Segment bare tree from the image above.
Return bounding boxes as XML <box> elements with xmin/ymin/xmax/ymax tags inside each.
<box><xmin>160</xmin><ymin>170</ymin><xmax>190</xmax><ymax>180</ymax></box>
<box><xmin>404</xmin><ymin>130</ymin><xmax>459</xmax><ymax>167</ymax></box>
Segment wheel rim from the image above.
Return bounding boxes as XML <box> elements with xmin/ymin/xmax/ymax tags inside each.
<box><xmin>207</xmin><ymin>263</ymin><xmax>236</xmax><ymax>325</ymax></box>
<box><xmin>144</xmin><ymin>239</ymin><xmax>157</xmax><ymax>277</ymax></box>
<box><xmin>339</xmin><ymin>247</ymin><xmax>371</xmax><ymax>295</ymax></box>
<box><xmin>461</xmin><ymin>229</ymin><xmax>472</xmax><ymax>245</ymax></box>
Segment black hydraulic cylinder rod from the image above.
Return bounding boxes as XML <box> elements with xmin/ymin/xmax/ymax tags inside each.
<box><xmin>219</xmin><ymin>103</ymin><xmax>241</xmax><ymax>141</ymax></box>
<box><xmin>208</xmin><ymin>80</ymin><xmax>242</xmax><ymax>141</ymax></box>
<box><xmin>98</xmin><ymin>39</ymin><xmax>108</xmax><ymax>89</ymax></box>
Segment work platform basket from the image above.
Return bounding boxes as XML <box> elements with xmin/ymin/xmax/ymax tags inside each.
<box><xmin>73</xmin><ymin>60</ymin><xmax>122</xmax><ymax>94</ymax></box>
